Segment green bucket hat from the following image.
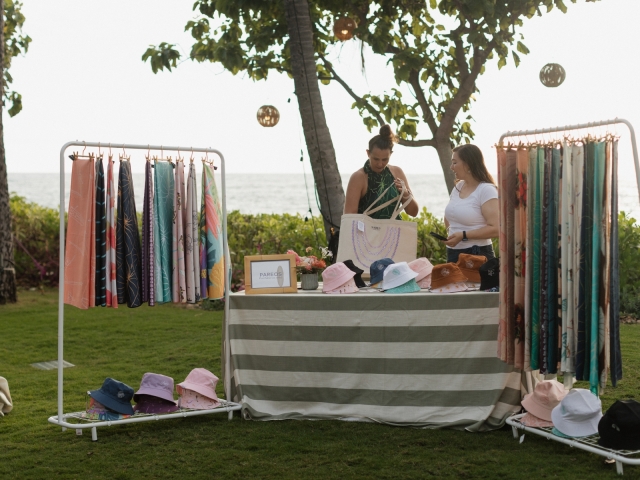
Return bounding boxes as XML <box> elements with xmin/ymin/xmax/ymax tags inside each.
<box><xmin>384</xmin><ymin>279</ymin><xmax>421</xmax><ymax>294</ymax></box>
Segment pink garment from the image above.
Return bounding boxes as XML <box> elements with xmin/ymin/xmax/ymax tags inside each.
<box><xmin>105</xmin><ymin>157</ymin><xmax>118</xmax><ymax>308</ymax></box>
<box><xmin>64</xmin><ymin>157</ymin><xmax>96</xmax><ymax>309</ymax></box>
<box><xmin>172</xmin><ymin>161</ymin><xmax>186</xmax><ymax>303</ymax></box>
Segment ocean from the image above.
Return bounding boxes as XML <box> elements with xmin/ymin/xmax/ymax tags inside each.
<box><xmin>7</xmin><ymin>172</ymin><xmax>640</xmax><ymax>220</ymax></box>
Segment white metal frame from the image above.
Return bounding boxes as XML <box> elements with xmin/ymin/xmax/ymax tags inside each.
<box><xmin>507</xmin><ymin>413</ymin><xmax>640</xmax><ymax>476</ymax></box>
<box><xmin>499</xmin><ymin>117</ymin><xmax>640</xmax><ymax>204</ymax></box>
<box><xmin>48</xmin><ymin>141</ymin><xmax>241</xmax><ymax>440</ymax></box>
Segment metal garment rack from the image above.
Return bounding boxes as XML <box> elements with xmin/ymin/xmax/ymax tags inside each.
<box><xmin>499</xmin><ymin>119</ymin><xmax>640</xmax><ymax>475</ymax></box>
<box><xmin>48</xmin><ymin>141</ymin><xmax>241</xmax><ymax>440</ymax></box>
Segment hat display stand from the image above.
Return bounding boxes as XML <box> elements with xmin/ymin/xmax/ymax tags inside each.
<box><xmin>47</xmin><ymin>141</ymin><xmax>242</xmax><ymax>441</ymax></box>
<box><xmin>499</xmin><ymin>118</ymin><xmax>640</xmax><ymax>475</ymax></box>
<box><xmin>507</xmin><ymin>413</ymin><xmax>640</xmax><ymax>475</ymax></box>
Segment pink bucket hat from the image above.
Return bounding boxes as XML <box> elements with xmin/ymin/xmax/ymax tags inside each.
<box><xmin>416</xmin><ymin>275</ymin><xmax>431</xmax><ymax>289</ymax></box>
<box><xmin>408</xmin><ymin>258</ymin><xmax>433</xmax><ymax>282</ymax></box>
<box><xmin>520</xmin><ymin>412</ymin><xmax>553</xmax><ymax>428</ymax></box>
<box><xmin>133</xmin><ymin>372</ymin><xmax>177</xmax><ymax>404</ymax></box>
<box><xmin>322</xmin><ymin>263</ymin><xmax>355</xmax><ymax>293</ymax></box>
<box><xmin>176</xmin><ymin>368</ymin><xmax>220</xmax><ymax>402</ymax></box>
<box><xmin>325</xmin><ymin>277</ymin><xmax>359</xmax><ymax>294</ymax></box>
<box><xmin>178</xmin><ymin>388</ymin><xmax>221</xmax><ymax>410</ymax></box>
<box><xmin>521</xmin><ymin>379</ymin><xmax>568</xmax><ymax>422</ymax></box>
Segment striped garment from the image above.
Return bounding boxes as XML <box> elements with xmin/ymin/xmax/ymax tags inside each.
<box><xmin>225</xmin><ymin>291</ymin><xmax>522</xmax><ymax>430</ymax></box>
<box><xmin>105</xmin><ymin>157</ymin><xmax>118</xmax><ymax>308</ymax></box>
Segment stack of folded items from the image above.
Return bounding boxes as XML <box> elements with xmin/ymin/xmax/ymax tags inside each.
<box><xmin>382</xmin><ymin>262</ymin><xmax>420</xmax><ymax>294</ymax></box>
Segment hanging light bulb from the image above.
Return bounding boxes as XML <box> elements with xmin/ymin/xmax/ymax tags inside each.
<box><xmin>333</xmin><ymin>17</ymin><xmax>356</xmax><ymax>41</ymax></box>
<box><xmin>256</xmin><ymin>105</ymin><xmax>280</xmax><ymax>127</ymax></box>
<box><xmin>539</xmin><ymin>63</ymin><xmax>566</xmax><ymax>88</ymax></box>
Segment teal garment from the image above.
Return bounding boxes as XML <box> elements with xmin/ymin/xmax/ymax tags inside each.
<box><xmin>153</xmin><ymin>161</ymin><xmax>174</xmax><ymax>304</ymax></box>
<box><xmin>530</xmin><ymin>147</ymin><xmax>544</xmax><ymax>370</ymax></box>
<box><xmin>589</xmin><ymin>142</ymin><xmax>605</xmax><ymax>394</ymax></box>
<box><xmin>358</xmin><ymin>161</ymin><xmax>401</xmax><ymax>220</ymax></box>
<box><xmin>547</xmin><ymin>147</ymin><xmax>561</xmax><ymax>373</ymax></box>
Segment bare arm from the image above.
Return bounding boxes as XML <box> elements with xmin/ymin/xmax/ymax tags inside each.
<box><xmin>444</xmin><ymin>198</ymin><xmax>499</xmax><ymax>247</ymax></box>
<box><xmin>344</xmin><ymin>171</ymin><xmax>366</xmax><ymax>214</ymax></box>
<box><xmin>390</xmin><ymin>166</ymin><xmax>419</xmax><ymax>217</ymax></box>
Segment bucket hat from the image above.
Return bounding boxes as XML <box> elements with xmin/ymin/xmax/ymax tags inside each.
<box><xmin>521</xmin><ymin>379</ymin><xmax>567</xmax><ymax>422</ymax></box>
<box><xmin>520</xmin><ymin>412</ymin><xmax>553</xmax><ymax>428</ymax></box>
<box><xmin>322</xmin><ymin>263</ymin><xmax>355</xmax><ymax>293</ymax></box>
<box><xmin>551</xmin><ymin>388</ymin><xmax>602</xmax><ymax>438</ymax></box>
<box><xmin>385</xmin><ymin>278</ymin><xmax>421</xmax><ymax>294</ymax></box>
<box><xmin>178</xmin><ymin>388</ymin><xmax>221</xmax><ymax>410</ymax></box>
<box><xmin>0</xmin><ymin>376</ymin><xmax>12</xmax><ymax>416</ymax></box>
<box><xmin>176</xmin><ymin>368</ymin><xmax>220</xmax><ymax>402</ymax></box>
<box><xmin>83</xmin><ymin>397</ymin><xmax>132</xmax><ymax>421</ymax></box>
<box><xmin>456</xmin><ymin>254</ymin><xmax>487</xmax><ymax>283</ymax></box>
<box><xmin>598</xmin><ymin>400</ymin><xmax>640</xmax><ymax>450</ymax></box>
<box><xmin>89</xmin><ymin>378</ymin><xmax>135</xmax><ymax>415</ymax></box>
<box><xmin>369</xmin><ymin>258</ymin><xmax>394</xmax><ymax>286</ymax></box>
<box><xmin>325</xmin><ymin>277</ymin><xmax>359</xmax><ymax>294</ymax></box>
<box><xmin>133</xmin><ymin>394</ymin><xmax>179</xmax><ymax>414</ymax></box>
<box><xmin>382</xmin><ymin>262</ymin><xmax>418</xmax><ymax>290</ymax></box>
<box><xmin>408</xmin><ymin>258</ymin><xmax>433</xmax><ymax>282</ymax></box>
<box><xmin>133</xmin><ymin>372</ymin><xmax>177</xmax><ymax>404</ymax></box>
<box><xmin>479</xmin><ymin>258</ymin><xmax>499</xmax><ymax>291</ymax></box>
<box><xmin>430</xmin><ymin>263</ymin><xmax>468</xmax><ymax>290</ymax></box>
<box><xmin>416</xmin><ymin>275</ymin><xmax>432</xmax><ymax>289</ymax></box>
<box><xmin>342</xmin><ymin>260</ymin><xmax>366</xmax><ymax>288</ymax></box>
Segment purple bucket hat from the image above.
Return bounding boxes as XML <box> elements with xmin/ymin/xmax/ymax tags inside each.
<box><xmin>133</xmin><ymin>372</ymin><xmax>177</xmax><ymax>404</ymax></box>
<box><xmin>176</xmin><ymin>368</ymin><xmax>220</xmax><ymax>402</ymax></box>
<box><xmin>133</xmin><ymin>394</ymin><xmax>179</xmax><ymax>414</ymax></box>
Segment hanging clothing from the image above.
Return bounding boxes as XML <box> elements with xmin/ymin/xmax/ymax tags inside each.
<box><xmin>185</xmin><ymin>161</ymin><xmax>200</xmax><ymax>303</ymax></box>
<box><xmin>173</xmin><ymin>161</ymin><xmax>187</xmax><ymax>303</ymax></box>
<box><xmin>154</xmin><ymin>161</ymin><xmax>174</xmax><ymax>304</ymax></box>
<box><xmin>64</xmin><ymin>157</ymin><xmax>96</xmax><ymax>309</ymax></box>
<box><xmin>530</xmin><ymin>147</ymin><xmax>544</xmax><ymax>371</ymax></box>
<box><xmin>105</xmin><ymin>157</ymin><xmax>118</xmax><ymax>308</ymax></box>
<box><xmin>546</xmin><ymin>147</ymin><xmax>560</xmax><ymax>374</ymax></box>
<box><xmin>142</xmin><ymin>160</ymin><xmax>155</xmax><ymax>306</ymax></box>
<box><xmin>358</xmin><ymin>160</ymin><xmax>401</xmax><ymax>220</ymax></box>
<box><xmin>560</xmin><ymin>142</ymin><xmax>575</xmax><ymax>374</ymax></box>
<box><xmin>200</xmin><ymin>163</ymin><xmax>224</xmax><ymax>300</ymax></box>
<box><xmin>116</xmin><ymin>159</ymin><xmax>142</xmax><ymax>308</ymax></box>
<box><xmin>609</xmin><ymin>140</ymin><xmax>623</xmax><ymax>385</ymax></box>
<box><xmin>513</xmin><ymin>148</ymin><xmax>528</xmax><ymax>369</ymax></box>
<box><xmin>571</xmin><ymin>144</ymin><xmax>584</xmax><ymax>375</ymax></box>
<box><xmin>95</xmin><ymin>157</ymin><xmax>107</xmax><ymax>307</ymax></box>
<box><xmin>524</xmin><ymin>148</ymin><xmax>536</xmax><ymax>372</ymax></box>
<box><xmin>599</xmin><ymin>141</ymin><xmax>612</xmax><ymax>389</ymax></box>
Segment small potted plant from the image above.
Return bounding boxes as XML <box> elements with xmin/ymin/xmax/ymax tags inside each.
<box><xmin>287</xmin><ymin>247</ymin><xmax>332</xmax><ymax>290</ymax></box>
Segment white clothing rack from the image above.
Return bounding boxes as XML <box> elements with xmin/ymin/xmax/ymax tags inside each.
<box><xmin>499</xmin><ymin>117</ymin><xmax>640</xmax><ymax>204</ymax></box>
<box><xmin>48</xmin><ymin>141</ymin><xmax>241</xmax><ymax>440</ymax></box>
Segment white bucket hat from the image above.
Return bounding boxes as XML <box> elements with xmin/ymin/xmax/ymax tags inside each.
<box><xmin>382</xmin><ymin>262</ymin><xmax>418</xmax><ymax>291</ymax></box>
<box><xmin>551</xmin><ymin>388</ymin><xmax>602</xmax><ymax>437</ymax></box>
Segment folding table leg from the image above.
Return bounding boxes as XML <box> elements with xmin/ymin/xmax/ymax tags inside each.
<box><xmin>616</xmin><ymin>460</ymin><xmax>623</xmax><ymax>476</ymax></box>
<box><xmin>91</xmin><ymin>427</ymin><xmax>98</xmax><ymax>442</ymax></box>
<box><xmin>512</xmin><ymin>426</ymin><xmax>519</xmax><ymax>439</ymax></box>
<box><xmin>228</xmin><ymin>410</ymin><xmax>233</xmax><ymax>421</ymax></box>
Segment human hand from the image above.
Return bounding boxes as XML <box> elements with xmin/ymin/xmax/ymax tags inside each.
<box><xmin>444</xmin><ymin>231</ymin><xmax>463</xmax><ymax>247</ymax></box>
<box><xmin>394</xmin><ymin>179</ymin><xmax>410</xmax><ymax>199</ymax></box>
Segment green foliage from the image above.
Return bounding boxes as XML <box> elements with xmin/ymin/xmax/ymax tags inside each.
<box><xmin>4</xmin><ymin>0</ymin><xmax>31</xmax><ymax>116</ymax></box>
<box><xmin>401</xmin><ymin>207</ymin><xmax>448</xmax><ymax>264</ymax></box>
<box><xmin>143</xmin><ymin>0</ymin><xmax>594</xmax><ymax>147</ymax></box>
<box><xmin>10</xmin><ymin>194</ymin><xmax>62</xmax><ymax>287</ymax></box>
<box><xmin>618</xmin><ymin>212</ymin><xmax>640</xmax><ymax>316</ymax></box>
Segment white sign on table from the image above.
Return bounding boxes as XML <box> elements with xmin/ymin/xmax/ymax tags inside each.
<box><xmin>243</xmin><ymin>254</ymin><xmax>297</xmax><ymax>295</ymax></box>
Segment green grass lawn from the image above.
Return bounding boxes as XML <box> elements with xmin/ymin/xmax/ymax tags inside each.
<box><xmin>1</xmin><ymin>289</ymin><xmax>639</xmax><ymax>479</ymax></box>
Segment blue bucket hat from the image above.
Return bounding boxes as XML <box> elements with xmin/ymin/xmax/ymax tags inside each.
<box><xmin>369</xmin><ymin>258</ymin><xmax>394</xmax><ymax>285</ymax></box>
<box><xmin>89</xmin><ymin>378</ymin><xmax>135</xmax><ymax>415</ymax></box>
<box><xmin>385</xmin><ymin>278</ymin><xmax>421</xmax><ymax>294</ymax></box>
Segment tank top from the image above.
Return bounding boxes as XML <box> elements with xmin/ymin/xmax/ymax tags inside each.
<box><xmin>357</xmin><ymin>160</ymin><xmax>400</xmax><ymax>220</ymax></box>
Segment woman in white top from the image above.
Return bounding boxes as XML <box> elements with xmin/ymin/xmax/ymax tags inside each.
<box><xmin>443</xmin><ymin>144</ymin><xmax>499</xmax><ymax>263</ymax></box>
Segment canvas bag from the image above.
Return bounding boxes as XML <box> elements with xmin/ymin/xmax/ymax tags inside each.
<box><xmin>337</xmin><ymin>180</ymin><xmax>417</xmax><ymax>274</ymax></box>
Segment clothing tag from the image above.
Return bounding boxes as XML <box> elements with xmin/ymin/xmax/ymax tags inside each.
<box><xmin>76</xmin><ymin>429</ymin><xmax>83</xmax><ymax>436</ymax></box>
<box><xmin>357</xmin><ymin>221</ymin><xmax>365</xmax><ymax>232</ymax></box>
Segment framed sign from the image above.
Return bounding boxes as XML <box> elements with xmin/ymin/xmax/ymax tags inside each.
<box><xmin>243</xmin><ymin>254</ymin><xmax>298</xmax><ymax>295</ymax></box>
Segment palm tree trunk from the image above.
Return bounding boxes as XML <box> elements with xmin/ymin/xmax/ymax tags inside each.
<box><xmin>283</xmin><ymin>0</ymin><xmax>345</xmax><ymax>245</ymax></box>
<box><xmin>0</xmin><ymin>0</ymin><xmax>17</xmax><ymax>304</ymax></box>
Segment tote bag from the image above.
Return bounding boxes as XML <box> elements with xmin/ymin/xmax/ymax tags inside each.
<box><xmin>337</xmin><ymin>181</ymin><xmax>417</xmax><ymax>275</ymax></box>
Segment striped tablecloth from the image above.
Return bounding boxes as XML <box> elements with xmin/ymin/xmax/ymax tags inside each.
<box><xmin>225</xmin><ymin>289</ymin><xmax>523</xmax><ymax>430</ymax></box>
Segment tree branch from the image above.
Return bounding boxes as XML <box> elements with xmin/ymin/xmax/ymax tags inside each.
<box><xmin>398</xmin><ymin>138</ymin><xmax>436</xmax><ymax>147</ymax></box>
<box><xmin>408</xmin><ymin>69</ymin><xmax>438</xmax><ymax>135</ymax></box>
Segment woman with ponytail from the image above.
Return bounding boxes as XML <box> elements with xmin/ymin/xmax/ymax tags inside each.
<box><xmin>344</xmin><ymin>125</ymin><xmax>419</xmax><ymax>219</ymax></box>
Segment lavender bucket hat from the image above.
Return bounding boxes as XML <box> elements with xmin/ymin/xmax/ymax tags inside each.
<box><xmin>133</xmin><ymin>373</ymin><xmax>177</xmax><ymax>404</ymax></box>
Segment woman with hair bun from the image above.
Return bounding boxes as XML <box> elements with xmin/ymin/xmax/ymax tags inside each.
<box><xmin>442</xmin><ymin>144</ymin><xmax>499</xmax><ymax>263</ymax></box>
<box><xmin>344</xmin><ymin>124</ymin><xmax>419</xmax><ymax>219</ymax></box>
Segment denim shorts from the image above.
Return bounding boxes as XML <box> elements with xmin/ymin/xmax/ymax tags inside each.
<box><xmin>447</xmin><ymin>244</ymin><xmax>496</xmax><ymax>263</ymax></box>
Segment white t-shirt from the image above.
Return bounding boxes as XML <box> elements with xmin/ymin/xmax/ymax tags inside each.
<box><xmin>444</xmin><ymin>181</ymin><xmax>498</xmax><ymax>249</ymax></box>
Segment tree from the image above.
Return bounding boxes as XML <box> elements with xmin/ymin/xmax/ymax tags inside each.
<box><xmin>143</xmin><ymin>0</ymin><xmax>345</xmax><ymax>244</ymax></box>
<box><xmin>0</xmin><ymin>0</ymin><xmax>31</xmax><ymax>304</ymax></box>
<box><xmin>144</xmin><ymin>0</ymin><xmax>594</xmax><ymax>193</ymax></box>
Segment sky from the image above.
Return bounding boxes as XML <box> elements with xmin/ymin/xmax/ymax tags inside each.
<box><xmin>4</xmin><ymin>0</ymin><xmax>640</xmax><ymax>180</ymax></box>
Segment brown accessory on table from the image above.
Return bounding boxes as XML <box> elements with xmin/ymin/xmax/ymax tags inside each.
<box><xmin>456</xmin><ymin>253</ymin><xmax>487</xmax><ymax>283</ymax></box>
<box><xmin>430</xmin><ymin>263</ymin><xmax>468</xmax><ymax>290</ymax></box>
